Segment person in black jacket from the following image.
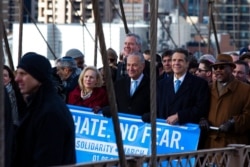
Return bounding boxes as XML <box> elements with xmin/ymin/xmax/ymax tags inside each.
<box><xmin>13</xmin><ymin>52</ymin><xmax>76</xmax><ymax>167</ymax></box>
<box><xmin>4</xmin><ymin>87</ymin><xmax>14</xmax><ymax>167</ymax></box>
<box><xmin>114</xmin><ymin>51</ymin><xmax>150</xmax><ymax>116</ymax></box>
<box><xmin>157</xmin><ymin>48</ymin><xmax>210</xmax><ymax>125</ymax></box>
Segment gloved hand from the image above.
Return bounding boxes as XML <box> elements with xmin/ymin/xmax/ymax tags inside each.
<box><xmin>92</xmin><ymin>106</ymin><xmax>101</xmax><ymax>114</ymax></box>
<box><xmin>199</xmin><ymin>118</ymin><xmax>210</xmax><ymax>131</ymax></box>
<box><xmin>102</xmin><ymin>106</ymin><xmax>112</xmax><ymax>118</ymax></box>
<box><xmin>219</xmin><ymin>118</ymin><xmax>235</xmax><ymax>132</ymax></box>
<box><xmin>141</xmin><ymin>113</ymin><xmax>151</xmax><ymax>123</ymax></box>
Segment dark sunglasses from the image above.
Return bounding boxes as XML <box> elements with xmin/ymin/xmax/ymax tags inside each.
<box><xmin>213</xmin><ymin>65</ymin><xmax>226</xmax><ymax>70</ymax></box>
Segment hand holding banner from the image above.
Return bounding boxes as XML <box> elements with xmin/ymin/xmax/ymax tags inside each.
<box><xmin>68</xmin><ymin>105</ymin><xmax>200</xmax><ymax>163</ymax></box>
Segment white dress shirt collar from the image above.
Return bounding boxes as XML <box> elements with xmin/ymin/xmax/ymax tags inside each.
<box><xmin>173</xmin><ymin>73</ymin><xmax>186</xmax><ymax>84</ymax></box>
<box><xmin>131</xmin><ymin>73</ymin><xmax>144</xmax><ymax>86</ymax></box>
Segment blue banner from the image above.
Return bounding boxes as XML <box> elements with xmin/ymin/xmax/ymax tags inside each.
<box><xmin>68</xmin><ymin>105</ymin><xmax>200</xmax><ymax>163</ymax></box>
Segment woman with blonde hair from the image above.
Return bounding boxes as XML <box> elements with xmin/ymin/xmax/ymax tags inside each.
<box><xmin>68</xmin><ymin>66</ymin><xmax>109</xmax><ymax>112</ymax></box>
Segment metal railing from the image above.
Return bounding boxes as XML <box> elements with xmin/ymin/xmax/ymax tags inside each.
<box><xmin>64</xmin><ymin>144</ymin><xmax>250</xmax><ymax>167</ymax></box>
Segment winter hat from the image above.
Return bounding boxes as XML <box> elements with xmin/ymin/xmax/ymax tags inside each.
<box><xmin>211</xmin><ymin>54</ymin><xmax>236</xmax><ymax>68</ymax></box>
<box><xmin>199</xmin><ymin>54</ymin><xmax>216</xmax><ymax>64</ymax></box>
<box><xmin>65</xmin><ymin>49</ymin><xmax>84</xmax><ymax>59</ymax></box>
<box><xmin>17</xmin><ymin>52</ymin><xmax>52</xmax><ymax>83</ymax></box>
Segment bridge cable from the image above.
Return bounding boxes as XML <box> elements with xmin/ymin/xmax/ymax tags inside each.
<box><xmin>92</xmin><ymin>1</ymin><xmax>127</xmax><ymax>167</ymax></box>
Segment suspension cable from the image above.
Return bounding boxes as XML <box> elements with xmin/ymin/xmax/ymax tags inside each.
<box><xmin>22</xmin><ymin>4</ymin><xmax>57</xmax><ymax>60</ymax></box>
<box><xmin>118</xmin><ymin>0</ymin><xmax>130</xmax><ymax>34</ymax></box>
<box><xmin>149</xmin><ymin>0</ymin><xmax>158</xmax><ymax>166</ymax></box>
<box><xmin>92</xmin><ymin>1</ymin><xmax>127</xmax><ymax>167</ymax></box>
<box><xmin>178</xmin><ymin>0</ymin><xmax>206</xmax><ymax>44</ymax></box>
<box><xmin>68</xmin><ymin>0</ymin><xmax>97</xmax><ymax>43</ymax></box>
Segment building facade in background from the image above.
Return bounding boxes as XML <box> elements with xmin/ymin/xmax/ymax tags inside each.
<box><xmin>3</xmin><ymin>0</ymin><xmax>250</xmax><ymax>56</ymax></box>
<box><xmin>37</xmin><ymin>0</ymin><xmax>114</xmax><ymax>23</ymax></box>
<box><xmin>214</xmin><ymin>0</ymin><xmax>250</xmax><ymax>49</ymax></box>
<box><xmin>2</xmin><ymin>0</ymin><xmax>20</xmax><ymax>33</ymax></box>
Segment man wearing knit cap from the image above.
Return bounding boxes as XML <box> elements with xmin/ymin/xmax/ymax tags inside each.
<box><xmin>65</xmin><ymin>48</ymin><xmax>86</xmax><ymax>69</ymax></box>
<box><xmin>13</xmin><ymin>52</ymin><xmax>76</xmax><ymax>166</ymax></box>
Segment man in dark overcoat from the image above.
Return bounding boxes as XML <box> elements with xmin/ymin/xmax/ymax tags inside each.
<box><xmin>12</xmin><ymin>52</ymin><xmax>76</xmax><ymax>166</ymax></box>
<box><xmin>157</xmin><ymin>48</ymin><xmax>210</xmax><ymax>124</ymax></box>
<box><xmin>114</xmin><ymin>51</ymin><xmax>150</xmax><ymax>116</ymax></box>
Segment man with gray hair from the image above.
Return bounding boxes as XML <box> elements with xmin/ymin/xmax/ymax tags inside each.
<box><xmin>103</xmin><ymin>51</ymin><xmax>150</xmax><ymax>117</ymax></box>
<box><xmin>116</xmin><ymin>33</ymin><xmax>150</xmax><ymax>80</ymax></box>
<box><xmin>56</xmin><ymin>56</ymin><xmax>80</xmax><ymax>101</ymax></box>
<box><xmin>115</xmin><ymin>51</ymin><xmax>150</xmax><ymax>116</ymax></box>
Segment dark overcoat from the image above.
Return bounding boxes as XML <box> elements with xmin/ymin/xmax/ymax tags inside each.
<box><xmin>114</xmin><ymin>75</ymin><xmax>150</xmax><ymax>116</ymax></box>
<box><xmin>157</xmin><ymin>72</ymin><xmax>210</xmax><ymax>124</ymax></box>
<box><xmin>12</xmin><ymin>82</ymin><xmax>76</xmax><ymax>167</ymax></box>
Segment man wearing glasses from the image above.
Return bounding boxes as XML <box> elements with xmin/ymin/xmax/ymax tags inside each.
<box><xmin>195</xmin><ymin>59</ymin><xmax>214</xmax><ymax>84</ymax></box>
<box><xmin>200</xmin><ymin>54</ymin><xmax>250</xmax><ymax>149</ymax></box>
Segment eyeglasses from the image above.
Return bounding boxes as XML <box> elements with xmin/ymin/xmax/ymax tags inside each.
<box><xmin>213</xmin><ymin>65</ymin><xmax>226</xmax><ymax>70</ymax></box>
<box><xmin>197</xmin><ymin>68</ymin><xmax>208</xmax><ymax>73</ymax></box>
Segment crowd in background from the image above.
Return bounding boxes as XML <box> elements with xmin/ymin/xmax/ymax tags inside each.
<box><xmin>3</xmin><ymin>32</ymin><xmax>250</xmax><ymax>166</ymax></box>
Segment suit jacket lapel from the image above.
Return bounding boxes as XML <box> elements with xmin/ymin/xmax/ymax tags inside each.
<box><xmin>132</xmin><ymin>75</ymin><xmax>147</xmax><ymax>96</ymax></box>
<box><xmin>126</xmin><ymin>77</ymin><xmax>131</xmax><ymax>97</ymax></box>
<box><xmin>170</xmin><ymin>73</ymin><xmax>192</xmax><ymax>104</ymax></box>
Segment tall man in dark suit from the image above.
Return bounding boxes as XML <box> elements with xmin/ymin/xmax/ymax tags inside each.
<box><xmin>114</xmin><ymin>51</ymin><xmax>150</xmax><ymax>116</ymax></box>
<box><xmin>157</xmin><ymin>48</ymin><xmax>210</xmax><ymax>125</ymax></box>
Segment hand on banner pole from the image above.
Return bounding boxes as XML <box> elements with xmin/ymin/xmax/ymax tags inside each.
<box><xmin>219</xmin><ymin>118</ymin><xmax>235</xmax><ymax>132</ymax></box>
<box><xmin>199</xmin><ymin>118</ymin><xmax>210</xmax><ymax>131</ymax></box>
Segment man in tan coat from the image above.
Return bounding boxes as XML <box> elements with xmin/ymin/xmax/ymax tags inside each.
<box><xmin>200</xmin><ymin>54</ymin><xmax>250</xmax><ymax>148</ymax></box>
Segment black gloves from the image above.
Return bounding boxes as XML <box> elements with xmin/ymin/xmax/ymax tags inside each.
<box><xmin>219</xmin><ymin>118</ymin><xmax>235</xmax><ymax>132</ymax></box>
<box><xmin>102</xmin><ymin>106</ymin><xmax>112</xmax><ymax>118</ymax></box>
<box><xmin>199</xmin><ymin>117</ymin><xmax>235</xmax><ymax>132</ymax></box>
<box><xmin>141</xmin><ymin>113</ymin><xmax>151</xmax><ymax>123</ymax></box>
<box><xmin>199</xmin><ymin>118</ymin><xmax>210</xmax><ymax>131</ymax></box>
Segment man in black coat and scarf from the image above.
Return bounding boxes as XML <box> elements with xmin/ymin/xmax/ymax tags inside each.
<box><xmin>12</xmin><ymin>52</ymin><xmax>76</xmax><ymax>167</ymax></box>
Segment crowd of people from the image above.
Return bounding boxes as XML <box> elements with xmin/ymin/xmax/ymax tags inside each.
<box><xmin>3</xmin><ymin>32</ymin><xmax>250</xmax><ymax>166</ymax></box>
